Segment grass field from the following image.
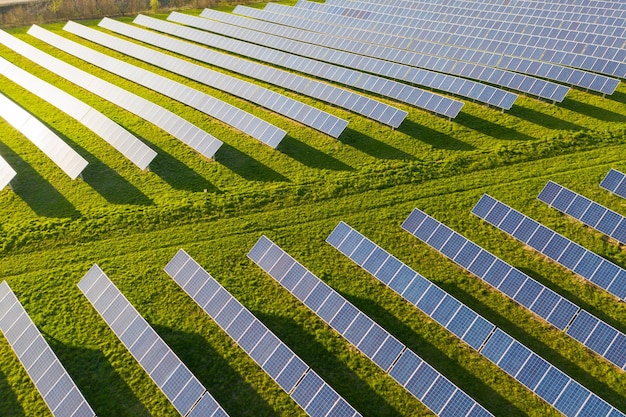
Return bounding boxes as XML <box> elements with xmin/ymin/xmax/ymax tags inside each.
<box><xmin>0</xmin><ymin>5</ymin><xmax>625</xmax><ymax>416</ymax></box>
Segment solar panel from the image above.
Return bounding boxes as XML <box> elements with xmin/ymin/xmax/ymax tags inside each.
<box><xmin>163</xmin><ymin>249</ymin><xmax>363</xmax><ymax>417</ymax></box>
<box><xmin>0</xmin><ymin>28</ymin><xmax>222</xmax><ymax>159</ymax></box>
<box><xmin>100</xmin><ymin>18</ymin><xmax>407</xmax><ymax>129</ymax></box>
<box><xmin>538</xmin><ymin>180</ymin><xmax>626</xmax><ymax>246</ymax></box>
<box><xmin>64</xmin><ymin>21</ymin><xmax>347</xmax><ymax>139</ymax></box>
<box><xmin>164</xmin><ymin>13</ymin><xmax>464</xmax><ymax>119</ymax></box>
<box><xmin>471</xmin><ymin>194</ymin><xmax>626</xmax><ymax>301</ymax></box>
<box><xmin>223</xmin><ymin>7</ymin><xmax>568</xmax><ymax>103</ymax></box>
<box><xmin>0</xmin><ymin>154</ymin><xmax>17</xmax><ymax>191</ymax></box>
<box><xmin>0</xmin><ymin>281</ymin><xmax>96</xmax><ymax>417</ymax></box>
<box><xmin>199</xmin><ymin>9</ymin><xmax>521</xmax><ymax>109</ymax></box>
<box><xmin>600</xmin><ymin>168</ymin><xmax>626</xmax><ymax>200</ymax></box>
<box><xmin>248</xmin><ymin>235</ymin><xmax>495</xmax><ymax>417</ymax></box>
<box><xmin>0</xmin><ymin>55</ymin><xmax>156</xmax><ymax>170</ymax></box>
<box><xmin>28</xmin><ymin>25</ymin><xmax>286</xmax><ymax>149</ymax></box>
<box><xmin>77</xmin><ymin>264</ymin><xmax>229</xmax><ymax>417</ymax></box>
<box><xmin>253</xmin><ymin>2</ymin><xmax>621</xmax><ymax>94</ymax></box>
<box><xmin>401</xmin><ymin>209</ymin><xmax>626</xmax><ymax>370</ymax></box>
<box><xmin>0</xmin><ymin>91</ymin><xmax>88</xmax><ymax>180</ymax></box>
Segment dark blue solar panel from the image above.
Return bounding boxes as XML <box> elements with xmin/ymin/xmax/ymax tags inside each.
<box><xmin>447</xmin><ymin>306</ymin><xmax>478</xmax><ymax>340</ymax></box>
<box><xmin>405</xmin><ymin>363</ymin><xmax>439</xmax><ymax>400</ymax></box>
<box><xmin>482</xmin><ymin>258</ymin><xmax>511</xmax><ymax>288</ymax></box>
<box><xmin>363</xmin><ymin>247</ymin><xmax>389</xmax><ymax>275</ymax></box>
<box><xmin>565</xmin><ymin>196</ymin><xmax>592</xmax><ymax>219</ymax></box>
<box><xmin>513</xmin><ymin>279</ymin><xmax>543</xmax><ymax>308</ymax></box>
<box><xmin>546</xmin><ymin>299</ymin><xmax>578</xmax><ymax>331</ymax></box>
<box><xmin>471</xmin><ymin>194</ymin><xmax>497</xmax><ymax>219</ymax></box>
<box><xmin>511</xmin><ymin>217</ymin><xmax>540</xmax><ymax>243</ymax></box>
<box><xmin>573</xmin><ymin>252</ymin><xmax>603</xmax><ymax>279</ymax></box>
<box><xmin>292</xmin><ymin>372</ymin><xmax>324</xmax><ymax>409</ymax></box>
<box><xmin>317</xmin><ymin>292</ymin><xmax>345</xmax><ymax>323</ymax></box>
<box><xmin>516</xmin><ymin>353</ymin><xmax>550</xmax><ymax>391</ymax></box>
<box><xmin>481</xmin><ymin>329</ymin><xmax>514</xmax><ymax>364</ymax></box>
<box><xmin>467</xmin><ymin>251</ymin><xmax>496</xmax><ymax>277</ymax></box>
<box><xmin>343</xmin><ymin>313</ymin><xmax>373</xmax><ymax>346</ymax></box>
<box><xmin>608</xmin><ymin>270</ymin><xmax>626</xmax><ymax>299</ymax></box>
<box><xmin>329</xmin><ymin>302</ymin><xmax>358</xmax><ymax>334</ymax></box>
<box><xmin>351</xmin><ymin>239</ymin><xmax>377</xmax><ymax>265</ymax></box>
<box><xmin>376</xmin><ymin>256</ymin><xmax>402</xmax><ymax>285</ymax></box>
<box><xmin>422</xmin><ymin>377</ymin><xmax>457</xmax><ymax>414</ymax></box>
<box><xmin>428</xmin><ymin>225</ymin><xmax>454</xmax><ymax>250</ymax></box>
<box><xmin>337</xmin><ymin>229</ymin><xmax>363</xmax><ymax>256</ymax></box>
<box><xmin>440</xmin><ymin>390</ymin><xmax>475</xmax><ymax>417</ymax></box>
<box><xmin>304</xmin><ymin>282</ymin><xmax>333</xmax><ymax>312</ymax></box>
<box><xmin>596</xmin><ymin>211</ymin><xmax>622</xmax><ymax>236</ymax></box>
<box><xmin>497</xmin><ymin>269</ymin><xmax>527</xmax><ymax>298</ymax></box>
<box><xmin>529</xmin><ymin>288</ymin><xmax>560</xmax><ymax>320</ymax></box>
<box><xmin>535</xmin><ymin>367</ymin><xmax>569</xmax><ymax>404</ymax></box>
<box><xmin>440</xmin><ymin>233</ymin><xmax>467</xmax><ymax>259</ymax></box>
<box><xmin>551</xmin><ymin>187</ymin><xmax>576</xmax><ymax>212</ymax></box>
<box><xmin>388</xmin><ymin>265</ymin><xmax>417</xmax><ymax>294</ymax></box>
<box><xmin>527</xmin><ymin>226</ymin><xmax>553</xmax><ymax>251</ymax></box>
<box><xmin>537</xmin><ymin>181</ymin><xmax>561</xmax><ymax>204</ymax></box>
<box><xmin>372</xmin><ymin>336</ymin><xmax>405</xmax><ymax>372</ymax></box>
<box><xmin>416</xmin><ymin>285</ymin><xmax>446</xmax><ymax>315</ymax></box>
<box><xmin>566</xmin><ymin>310</ymin><xmax>598</xmax><ymax>344</ymax></box>
<box><xmin>402</xmin><ymin>209</ymin><xmax>427</xmax><ymax>234</ymax></box>
<box><xmin>580</xmin><ymin>203</ymin><xmax>607</xmax><ymax>227</ymax></box>
<box><xmin>586</xmin><ymin>322</ymin><xmax>618</xmax><ymax>355</ymax></box>
<box><xmin>431</xmin><ymin>295</ymin><xmax>461</xmax><ymax>327</ymax></box>
<box><xmin>414</xmin><ymin>216</ymin><xmax>440</xmax><ymax>242</ymax></box>
<box><xmin>454</xmin><ymin>241</ymin><xmax>481</xmax><ymax>269</ymax></box>
<box><xmin>600</xmin><ymin>169</ymin><xmax>625</xmax><ymax>195</ymax></box>
<box><xmin>358</xmin><ymin>324</ymin><xmax>389</xmax><ymax>358</ymax></box>
<box><xmin>389</xmin><ymin>350</ymin><xmax>422</xmax><ymax>385</ymax></box>
<box><xmin>577</xmin><ymin>395</ymin><xmax>613</xmax><ymax>417</ymax></box>
<box><xmin>499</xmin><ymin>210</ymin><xmax>525</xmax><ymax>234</ymax></box>
<box><xmin>281</xmin><ymin>263</ymin><xmax>307</xmax><ymax>292</ymax></box>
<box><xmin>484</xmin><ymin>201</ymin><xmax>509</xmax><ymax>226</ymax></box>
<box><xmin>327</xmin><ymin>222</ymin><xmax>351</xmax><ymax>248</ymax></box>
<box><xmin>499</xmin><ymin>341</ymin><xmax>531</xmax><ymax>377</ymax></box>
<box><xmin>554</xmin><ymin>381</ymin><xmax>591</xmax><ymax>417</ymax></box>
<box><xmin>401</xmin><ymin>275</ymin><xmax>431</xmax><ymax>305</ymax></box>
<box><xmin>604</xmin><ymin>334</ymin><xmax>626</xmax><ymax>369</ymax></box>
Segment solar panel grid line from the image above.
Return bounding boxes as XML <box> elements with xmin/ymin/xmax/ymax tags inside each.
<box><xmin>0</xmin><ymin>55</ymin><xmax>157</xmax><ymax>171</ymax></box>
<box><xmin>201</xmin><ymin>8</ymin><xmax>522</xmax><ymax>108</ymax></box>
<box><xmin>248</xmin><ymin>235</ymin><xmax>496</xmax><ymax>417</ymax></box>
<box><xmin>471</xmin><ymin>194</ymin><xmax>626</xmax><ymax>301</ymax></box>
<box><xmin>0</xmin><ymin>28</ymin><xmax>223</xmax><ymax>160</ymax></box>
<box><xmin>257</xmin><ymin>3</ymin><xmax>624</xmax><ymax>87</ymax></box>
<box><xmin>28</xmin><ymin>24</ymin><xmax>286</xmax><ymax>149</ymax></box>
<box><xmin>600</xmin><ymin>168</ymin><xmax>626</xmax><ymax>201</ymax></box>
<box><xmin>0</xmin><ymin>281</ymin><xmax>97</xmax><ymax>417</ymax></box>
<box><xmin>163</xmin><ymin>249</ymin><xmax>363</xmax><ymax>417</ymax></box>
<box><xmin>165</xmin><ymin>12</ymin><xmax>464</xmax><ymax>118</ymax></box>
<box><xmin>0</xmin><ymin>154</ymin><xmax>17</xmax><ymax>191</ymax></box>
<box><xmin>108</xmin><ymin>17</ymin><xmax>407</xmax><ymax>129</ymax></box>
<box><xmin>78</xmin><ymin>264</ymin><xmax>228</xmax><ymax>417</ymax></box>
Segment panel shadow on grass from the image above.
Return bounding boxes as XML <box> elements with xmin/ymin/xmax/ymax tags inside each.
<box><xmin>0</xmin><ymin>139</ymin><xmax>79</xmax><ymax>219</ymax></box>
<box><xmin>215</xmin><ymin>143</ymin><xmax>289</xmax><ymax>183</ymax></box>
<box><xmin>559</xmin><ymin>97</ymin><xmax>626</xmax><ymax>123</ymax></box>
<box><xmin>44</xmin><ymin>332</ymin><xmax>151</xmax><ymax>417</ymax></box>
<box><xmin>509</xmin><ymin>104</ymin><xmax>584</xmax><ymax>131</ymax></box>
<box><xmin>454</xmin><ymin>112</ymin><xmax>536</xmax><ymax>142</ymax></box>
<box><xmin>154</xmin><ymin>323</ymin><xmax>279</xmax><ymax>417</ymax></box>
<box><xmin>339</xmin><ymin>128</ymin><xmax>416</xmax><ymax>161</ymax></box>
<box><xmin>343</xmin><ymin>292</ymin><xmax>524</xmax><ymax>417</ymax></box>
<box><xmin>398</xmin><ymin>118</ymin><xmax>476</xmax><ymax>151</ymax></box>
<box><xmin>0</xmin><ymin>368</ymin><xmax>25</xmax><ymax>417</ymax></box>
<box><xmin>254</xmin><ymin>310</ymin><xmax>403</xmax><ymax>417</ymax></box>
<box><xmin>277</xmin><ymin>136</ymin><xmax>354</xmax><ymax>172</ymax></box>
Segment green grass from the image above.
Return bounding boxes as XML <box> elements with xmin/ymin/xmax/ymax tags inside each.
<box><xmin>0</xmin><ymin>8</ymin><xmax>625</xmax><ymax>417</ymax></box>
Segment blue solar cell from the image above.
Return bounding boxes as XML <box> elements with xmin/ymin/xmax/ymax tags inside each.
<box><xmin>497</xmin><ymin>269</ymin><xmax>527</xmax><ymax>298</ymax></box>
<box><xmin>603</xmin><ymin>333</ymin><xmax>626</xmax><ymax>369</ymax></box>
<box><xmin>414</xmin><ymin>216</ymin><xmax>440</xmax><ymax>242</ymax></box>
<box><xmin>481</xmin><ymin>329</ymin><xmax>515</xmax><ymax>364</ymax></box>
<box><xmin>597</xmin><ymin>212</ymin><xmax>622</xmax><ymax>237</ymax></box>
<box><xmin>431</xmin><ymin>295</ymin><xmax>461</xmax><ymax>327</ymax></box>
<box><xmin>250</xmin><ymin>332</ymin><xmax>281</xmax><ymax>366</ymax></box>
<box><xmin>389</xmin><ymin>265</ymin><xmax>417</xmax><ymax>294</ymax></box>
<box><xmin>527</xmin><ymin>226</ymin><xmax>554</xmax><ymax>251</ymax></box>
<box><xmin>535</xmin><ymin>366</ymin><xmax>569</xmax><ymax>404</ymax></box>
<box><xmin>258</xmin><ymin>245</ymin><xmax>283</xmax><ymax>272</ymax></box>
<box><xmin>247</xmin><ymin>236</ymin><xmax>272</xmax><ymax>263</ymax></box>
<box><xmin>262</xmin><ymin>344</ymin><xmax>293</xmax><ymax>379</ymax></box>
<box><xmin>517</xmin><ymin>353</ymin><xmax>550</xmax><ymax>391</ymax></box>
<box><xmin>586</xmin><ymin>322</ymin><xmax>618</xmax><ymax>355</ymax></box>
<box><xmin>329</xmin><ymin>301</ymin><xmax>358</xmax><ymax>334</ymax></box>
<box><xmin>551</xmin><ymin>187</ymin><xmax>576</xmax><ymax>212</ymax></box>
<box><xmin>402</xmin><ymin>209</ymin><xmax>427</xmax><ymax>234</ymax></box>
<box><xmin>268</xmin><ymin>254</ymin><xmax>296</xmax><ymax>282</ymax></box>
<box><xmin>422</xmin><ymin>377</ymin><xmax>456</xmax><ymax>414</ymax></box>
<box><xmin>484</xmin><ymin>202</ymin><xmax>510</xmax><ymax>226</ymax></box>
<box><xmin>363</xmin><ymin>247</ymin><xmax>389</xmax><ymax>275</ymax></box>
<box><xmin>440</xmin><ymin>233</ymin><xmax>466</xmax><ymax>259</ymax></box>
<box><xmin>327</xmin><ymin>222</ymin><xmax>351</xmax><ymax>248</ymax></box>
<box><xmin>225</xmin><ymin>309</ymin><xmax>254</xmax><ymax>342</ymax></box>
<box><xmin>129</xmin><ymin>328</ymin><xmax>159</xmax><ymax>362</ymax></box>
<box><xmin>316</xmin><ymin>292</ymin><xmax>345</xmax><ymax>323</ymax></box>
<box><xmin>237</xmin><ymin>320</ymin><xmax>267</xmax><ymax>354</ymax></box>
<box><xmin>471</xmin><ymin>194</ymin><xmax>497</xmax><ymax>219</ymax></box>
<box><xmin>343</xmin><ymin>313</ymin><xmax>373</xmax><ymax>345</ymax></box>
<box><xmin>612</xmin><ymin>220</ymin><xmax>626</xmax><ymax>245</ymax></box>
<box><xmin>607</xmin><ymin>270</ymin><xmax>626</xmax><ymax>299</ymax></box>
<box><xmin>304</xmin><ymin>282</ymin><xmax>332</xmax><ymax>312</ymax></box>
<box><xmin>529</xmin><ymin>288</ymin><xmax>561</xmax><ymax>320</ymax></box>
<box><xmin>292</xmin><ymin>371</ymin><xmax>324</xmax><ymax>409</ymax></box>
<box><xmin>447</xmin><ymin>305</ymin><xmax>477</xmax><ymax>340</ymax></box>
<box><xmin>541</xmin><ymin>233</ymin><xmax>568</xmax><ymax>261</ymax></box>
<box><xmin>564</xmin><ymin>195</ymin><xmax>592</xmax><ymax>219</ymax></box>
<box><xmin>468</xmin><ymin>250</ymin><xmax>496</xmax><ymax>277</ymax></box>
<box><xmin>389</xmin><ymin>350</ymin><xmax>422</xmax><ymax>385</ymax></box>
<box><xmin>573</xmin><ymin>252</ymin><xmax>602</xmax><ymax>279</ymax></box>
<box><xmin>546</xmin><ymin>299</ymin><xmax>578</xmax><ymax>330</ymax></box>
<box><xmin>537</xmin><ymin>181</ymin><xmax>561</xmax><ymax>204</ymax></box>
<box><xmin>600</xmin><ymin>169</ymin><xmax>624</xmax><ymax>193</ymax></box>
<box><xmin>440</xmin><ymin>390</ymin><xmax>474</xmax><ymax>417</ymax></box>
<box><xmin>499</xmin><ymin>341</ymin><xmax>531</xmax><ymax>377</ymax></box>
<box><xmin>358</xmin><ymin>324</ymin><xmax>389</xmax><ymax>360</ymax></box>
<box><xmin>405</xmin><ymin>362</ymin><xmax>439</xmax><ymax>400</ymax></box>
<box><xmin>557</xmin><ymin>244</ymin><xmax>586</xmax><ymax>269</ymax></box>
<box><xmin>372</xmin><ymin>336</ymin><xmax>404</xmax><ymax>372</ymax></box>
<box><xmin>512</xmin><ymin>217</ymin><xmax>540</xmax><ymax>243</ymax></box>
<box><xmin>454</xmin><ymin>241</ymin><xmax>481</xmax><ymax>268</ymax></box>
<box><xmin>120</xmin><ymin>316</ymin><xmax>146</xmax><ymax>348</ymax></box>
<box><xmin>214</xmin><ymin>298</ymin><xmax>242</xmax><ymax>329</ymax></box>
<box><xmin>187</xmin><ymin>394</ymin><xmax>219</xmax><ymax>417</ymax></box>
<box><xmin>376</xmin><ymin>256</ymin><xmax>402</xmax><ymax>285</ymax></box>
<box><xmin>416</xmin><ymin>285</ymin><xmax>446</xmax><ymax>315</ymax></box>
<box><xmin>554</xmin><ymin>381</ymin><xmax>591</xmax><ymax>417</ymax></box>
<box><xmin>281</xmin><ymin>263</ymin><xmax>307</xmax><ymax>292</ymax></box>
<box><xmin>205</xmin><ymin>288</ymin><xmax>231</xmax><ymax>317</ymax></box>
<box><xmin>351</xmin><ymin>239</ymin><xmax>377</xmax><ymax>265</ymax></box>
<box><xmin>577</xmin><ymin>395</ymin><xmax>612</xmax><ymax>417</ymax></box>
<box><xmin>499</xmin><ymin>209</ymin><xmax>525</xmax><ymax>235</ymax></box>
<box><xmin>463</xmin><ymin>317</ymin><xmax>495</xmax><ymax>350</ymax></box>
<box><xmin>481</xmin><ymin>258</ymin><xmax>511</xmax><ymax>288</ymax></box>
<box><xmin>275</xmin><ymin>356</ymin><xmax>308</xmax><ymax>392</ymax></box>
<box><xmin>567</xmin><ymin>310</ymin><xmax>598</xmax><ymax>347</ymax></box>
<box><xmin>306</xmin><ymin>384</ymin><xmax>339</xmax><ymax>417</ymax></box>
<box><xmin>427</xmin><ymin>225</ymin><xmax>454</xmax><ymax>250</ymax></box>
<box><xmin>513</xmin><ymin>278</ymin><xmax>543</xmax><ymax>308</ymax></box>
<box><xmin>337</xmin><ymin>230</ymin><xmax>363</xmax><ymax>256</ymax></box>
<box><xmin>293</xmin><ymin>273</ymin><xmax>321</xmax><ymax>302</ymax></box>
<box><xmin>580</xmin><ymin>203</ymin><xmax>607</xmax><ymax>227</ymax></box>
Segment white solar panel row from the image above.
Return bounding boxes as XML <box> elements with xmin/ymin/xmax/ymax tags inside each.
<box><xmin>29</xmin><ymin>25</ymin><xmax>286</xmax><ymax>149</ymax></box>
<box><xmin>225</xmin><ymin>7</ymin><xmax>568</xmax><ymax>103</ymax></box>
<box><xmin>287</xmin><ymin>2</ymin><xmax>626</xmax><ymax>79</ymax></box>
<box><xmin>248</xmin><ymin>235</ymin><xmax>495</xmax><ymax>417</ymax></box>
<box><xmin>0</xmin><ymin>56</ymin><xmax>156</xmax><ymax>170</ymax></box>
<box><xmin>165</xmin><ymin>12</ymin><xmax>465</xmax><ymax>119</ymax></box>
<box><xmin>0</xmin><ymin>281</ymin><xmax>96</xmax><ymax>417</ymax></box>
<box><xmin>164</xmin><ymin>249</ymin><xmax>364</xmax><ymax>417</ymax></box>
<box><xmin>0</xmin><ymin>91</ymin><xmax>88</xmax><ymax>180</ymax></box>
<box><xmin>0</xmin><ymin>154</ymin><xmax>17</xmax><ymax>191</ymax></box>
<box><xmin>253</xmin><ymin>3</ymin><xmax>620</xmax><ymax>95</ymax></box>
<box><xmin>77</xmin><ymin>265</ymin><xmax>229</xmax><ymax>417</ymax></box>
<box><xmin>0</xmin><ymin>28</ymin><xmax>222</xmax><ymax>159</ymax></box>
<box><xmin>200</xmin><ymin>9</ymin><xmax>521</xmax><ymax>109</ymax></box>
<box><xmin>65</xmin><ymin>21</ymin><xmax>347</xmax><ymax>139</ymax></box>
<box><xmin>100</xmin><ymin>18</ymin><xmax>407</xmax><ymax>129</ymax></box>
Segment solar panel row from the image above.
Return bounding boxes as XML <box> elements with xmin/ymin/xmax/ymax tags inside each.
<box><xmin>400</xmin><ymin>209</ymin><xmax>626</xmax><ymax>370</ymax></box>
<box><xmin>201</xmin><ymin>9</ymin><xmax>522</xmax><ymax>108</ymax></box>
<box><xmin>248</xmin><ymin>235</ymin><xmax>495</xmax><ymax>417</ymax></box>
<box><xmin>0</xmin><ymin>55</ymin><xmax>156</xmax><ymax>171</ymax></box>
<box><xmin>0</xmin><ymin>90</ymin><xmax>88</xmax><ymax>180</ymax></box>
<box><xmin>600</xmin><ymin>168</ymin><xmax>626</xmax><ymax>200</ymax></box>
<box><xmin>77</xmin><ymin>265</ymin><xmax>229</xmax><ymax>417</ymax></box>
<box><xmin>538</xmin><ymin>180</ymin><xmax>626</xmax><ymax>246</ymax></box>
<box><xmin>64</xmin><ymin>21</ymin><xmax>348</xmax><ymax>139</ymax></box>
<box><xmin>228</xmin><ymin>6</ymin><xmax>568</xmax><ymax>102</ymax></box>
<box><xmin>0</xmin><ymin>154</ymin><xmax>17</xmax><ymax>191</ymax></box>
<box><xmin>165</xmin><ymin>12</ymin><xmax>465</xmax><ymax>118</ymax></box>
<box><xmin>327</xmin><ymin>221</ymin><xmax>626</xmax><ymax>414</ymax></box>
<box><xmin>471</xmin><ymin>194</ymin><xmax>626</xmax><ymax>300</ymax></box>
<box><xmin>252</xmin><ymin>3</ymin><xmax>620</xmax><ymax>94</ymax></box>
<box><xmin>0</xmin><ymin>28</ymin><xmax>223</xmax><ymax>159</ymax></box>
<box><xmin>100</xmin><ymin>18</ymin><xmax>407</xmax><ymax>129</ymax></box>
<box><xmin>163</xmin><ymin>249</ymin><xmax>363</xmax><ymax>417</ymax></box>
<box><xmin>0</xmin><ymin>281</ymin><xmax>96</xmax><ymax>417</ymax></box>
<box><xmin>29</xmin><ymin>25</ymin><xmax>286</xmax><ymax>149</ymax></box>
